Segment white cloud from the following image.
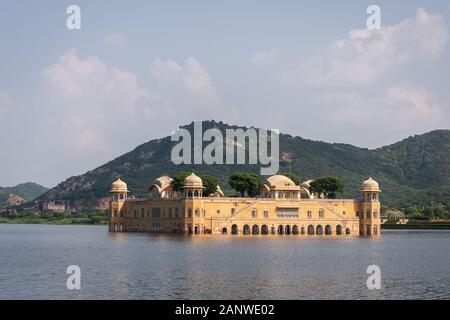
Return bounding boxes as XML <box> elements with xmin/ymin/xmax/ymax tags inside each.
<box><xmin>145</xmin><ymin>56</ymin><xmax>224</xmax><ymax>121</ymax></box>
<box><xmin>40</xmin><ymin>49</ymin><xmax>150</xmax><ymax>156</ymax></box>
<box><xmin>0</xmin><ymin>50</ymin><xmax>238</xmax><ymax>186</ymax></box>
<box><xmin>150</xmin><ymin>56</ymin><xmax>219</xmax><ymax>100</ymax></box>
<box><xmin>40</xmin><ymin>51</ymin><xmax>229</xmax><ymax>159</ymax></box>
<box><xmin>245</xmin><ymin>8</ymin><xmax>449</xmax><ymax>148</ymax></box>
<box><xmin>288</xmin><ymin>82</ymin><xmax>445</xmax><ymax>148</ymax></box>
<box><xmin>101</xmin><ymin>34</ymin><xmax>128</xmax><ymax>47</ymax></box>
<box><xmin>387</xmin><ymin>84</ymin><xmax>441</xmax><ymax>117</ymax></box>
<box><xmin>290</xmin><ymin>8</ymin><xmax>448</xmax><ymax>87</ymax></box>
<box><xmin>183</xmin><ymin>56</ymin><xmax>217</xmax><ymax>96</ymax></box>
<box><xmin>251</xmin><ymin>48</ymin><xmax>282</xmax><ymax>67</ymax></box>
<box><xmin>43</xmin><ymin>49</ymin><xmax>147</xmax><ymax>113</ymax></box>
<box><xmin>150</xmin><ymin>57</ymin><xmax>183</xmax><ymax>82</ymax></box>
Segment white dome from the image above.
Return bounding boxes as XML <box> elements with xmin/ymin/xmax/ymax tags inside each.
<box><xmin>111</xmin><ymin>178</ymin><xmax>128</xmax><ymax>192</ymax></box>
<box><xmin>183</xmin><ymin>172</ymin><xmax>204</xmax><ymax>188</ymax></box>
<box><xmin>265</xmin><ymin>175</ymin><xmax>296</xmax><ymax>188</ymax></box>
<box><xmin>361</xmin><ymin>177</ymin><xmax>380</xmax><ymax>192</ymax></box>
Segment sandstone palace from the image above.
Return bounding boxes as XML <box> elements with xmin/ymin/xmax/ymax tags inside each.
<box><xmin>109</xmin><ymin>173</ymin><xmax>381</xmax><ymax>237</ymax></box>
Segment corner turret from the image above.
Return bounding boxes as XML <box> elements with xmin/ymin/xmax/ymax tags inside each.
<box><xmin>359</xmin><ymin>177</ymin><xmax>381</xmax><ymax>236</ymax></box>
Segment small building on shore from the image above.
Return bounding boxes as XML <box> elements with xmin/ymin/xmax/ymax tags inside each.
<box><xmin>36</xmin><ymin>200</ymin><xmax>69</xmax><ymax>212</ymax></box>
<box><xmin>0</xmin><ymin>209</ymin><xmax>17</xmax><ymax>217</ymax></box>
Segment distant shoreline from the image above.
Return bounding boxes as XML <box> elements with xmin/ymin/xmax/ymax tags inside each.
<box><xmin>0</xmin><ymin>221</ymin><xmax>108</xmax><ymax>225</ymax></box>
<box><xmin>382</xmin><ymin>223</ymin><xmax>450</xmax><ymax>230</ymax></box>
<box><xmin>0</xmin><ymin>211</ymin><xmax>109</xmax><ymax>225</ymax></box>
<box><xmin>0</xmin><ymin>218</ymin><xmax>107</xmax><ymax>226</ymax></box>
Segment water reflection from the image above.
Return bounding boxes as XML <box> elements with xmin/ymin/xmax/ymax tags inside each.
<box><xmin>0</xmin><ymin>225</ymin><xmax>449</xmax><ymax>299</ymax></box>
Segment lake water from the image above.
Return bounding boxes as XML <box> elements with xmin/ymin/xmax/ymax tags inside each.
<box><xmin>0</xmin><ymin>224</ymin><xmax>449</xmax><ymax>300</ymax></box>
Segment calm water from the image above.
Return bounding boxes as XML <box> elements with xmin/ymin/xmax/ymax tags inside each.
<box><xmin>0</xmin><ymin>224</ymin><xmax>449</xmax><ymax>300</ymax></box>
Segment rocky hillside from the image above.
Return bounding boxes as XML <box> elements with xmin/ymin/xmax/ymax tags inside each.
<box><xmin>36</xmin><ymin>120</ymin><xmax>450</xmax><ymax>209</ymax></box>
<box><xmin>0</xmin><ymin>182</ymin><xmax>49</xmax><ymax>208</ymax></box>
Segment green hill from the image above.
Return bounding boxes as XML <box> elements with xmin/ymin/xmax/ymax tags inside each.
<box><xmin>36</xmin><ymin>121</ymin><xmax>450</xmax><ymax>209</ymax></box>
<box><xmin>0</xmin><ymin>182</ymin><xmax>49</xmax><ymax>208</ymax></box>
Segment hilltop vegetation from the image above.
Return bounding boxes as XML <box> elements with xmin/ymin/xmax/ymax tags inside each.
<box><xmin>34</xmin><ymin>120</ymin><xmax>450</xmax><ymax>210</ymax></box>
<box><xmin>0</xmin><ymin>182</ymin><xmax>48</xmax><ymax>208</ymax></box>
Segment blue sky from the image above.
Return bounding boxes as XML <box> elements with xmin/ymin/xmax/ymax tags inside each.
<box><xmin>1</xmin><ymin>0</ymin><xmax>450</xmax><ymax>186</ymax></box>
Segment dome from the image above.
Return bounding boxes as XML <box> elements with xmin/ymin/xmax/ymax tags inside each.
<box><xmin>183</xmin><ymin>172</ymin><xmax>204</xmax><ymax>188</ymax></box>
<box><xmin>301</xmin><ymin>179</ymin><xmax>314</xmax><ymax>189</ymax></box>
<box><xmin>361</xmin><ymin>177</ymin><xmax>380</xmax><ymax>192</ymax></box>
<box><xmin>265</xmin><ymin>175</ymin><xmax>296</xmax><ymax>188</ymax></box>
<box><xmin>111</xmin><ymin>178</ymin><xmax>128</xmax><ymax>193</ymax></box>
<box><xmin>150</xmin><ymin>175</ymin><xmax>173</xmax><ymax>191</ymax></box>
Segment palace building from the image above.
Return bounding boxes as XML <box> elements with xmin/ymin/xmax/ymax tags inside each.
<box><xmin>109</xmin><ymin>173</ymin><xmax>381</xmax><ymax>237</ymax></box>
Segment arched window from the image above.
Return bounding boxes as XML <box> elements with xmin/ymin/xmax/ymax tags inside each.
<box><xmin>316</xmin><ymin>225</ymin><xmax>323</xmax><ymax>235</ymax></box>
<box><xmin>261</xmin><ymin>225</ymin><xmax>269</xmax><ymax>235</ymax></box>
<box><xmin>243</xmin><ymin>224</ymin><xmax>250</xmax><ymax>235</ymax></box>
<box><xmin>292</xmin><ymin>225</ymin><xmax>299</xmax><ymax>235</ymax></box>
<box><xmin>345</xmin><ymin>228</ymin><xmax>351</xmax><ymax>235</ymax></box>
<box><xmin>336</xmin><ymin>225</ymin><xmax>343</xmax><ymax>235</ymax></box>
<box><xmin>308</xmin><ymin>225</ymin><xmax>315</xmax><ymax>235</ymax></box>
<box><xmin>285</xmin><ymin>225</ymin><xmax>291</xmax><ymax>235</ymax></box>
<box><xmin>231</xmin><ymin>224</ymin><xmax>238</xmax><ymax>235</ymax></box>
<box><xmin>252</xmin><ymin>224</ymin><xmax>260</xmax><ymax>235</ymax></box>
<box><xmin>325</xmin><ymin>225</ymin><xmax>332</xmax><ymax>235</ymax></box>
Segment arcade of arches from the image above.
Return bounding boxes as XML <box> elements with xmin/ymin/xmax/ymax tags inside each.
<box><xmin>229</xmin><ymin>223</ymin><xmax>351</xmax><ymax>236</ymax></box>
